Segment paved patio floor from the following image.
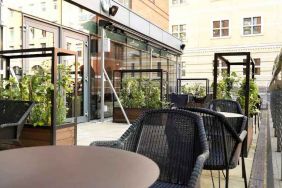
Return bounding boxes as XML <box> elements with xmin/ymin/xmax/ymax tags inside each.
<box><xmin>77</xmin><ymin>118</ymin><xmax>259</xmax><ymax>188</ymax></box>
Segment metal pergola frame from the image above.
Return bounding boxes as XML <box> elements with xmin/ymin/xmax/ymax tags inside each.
<box><xmin>0</xmin><ymin>47</ymin><xmax>78</xmax><ymax>145</ymax></box>
<box><xmin>112</xmin><ymin>69</ymin><xmax>169</xmax><ymax>107</ymax></box>
<box><xmin>213</xmin><ymin>52</ymin><xmax>255</xmax><ymax>116</ymax></box>
<box><xmin>176</xmin><ymin>78</ymin><xmax>210</xmax><ymax>96</ymax></box>
<box><xmin>213</xmin><ymin>52</ymin><xmax>255</xmax><ymax>157</ymax></box>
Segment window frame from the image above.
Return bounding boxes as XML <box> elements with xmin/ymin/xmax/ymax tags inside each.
<box><xmin>171</xmin><ymin>24</ymin><xmax>187</xmax><ymax>41</ymax></box>
<box><xmin>212</xmin><ymin>19</ymin><xmax>230</xmax><ymax>38</ymax></box>
<box><xmin>171</xmin><ymin>0</ymin><xmax>187</xmax><ymax>5</ymax></box>
<box><xmin>242</xmin><ymin>16</ymin><xmax>262</xmax><ymax>36</ymax></box>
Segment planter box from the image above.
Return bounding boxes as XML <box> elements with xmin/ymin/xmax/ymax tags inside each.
<box><xmin>113</xmin><ymin>107</ymin><xmax>149</xmax><ymax>123</ymax></box>
<box><xmin>20</xmin><ymin>123</ymin><xmax>76</xmax><ymax>147</ymax></box>
<box><xmin>247</xmin><ymin>117</ymin><xmax>254</xmax><ymax>152</ymax></box>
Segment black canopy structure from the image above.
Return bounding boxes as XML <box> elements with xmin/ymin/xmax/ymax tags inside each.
<box><xmin>177</xmin><ymin>78</ymin><xmax>210</xmax><ymax>96</ymax></box>
<box><xmin>213</xmin><ymin>52</ymin><xmax>255</xmax><ymax>116</ymax></box>
<box><xmin>213</xmin><ymin>52</ymin><xmax>255</xmax><ymax>156</ymax></box>
<box><xmin>112</xmin><ymin>69</ymin><xmax>169</xmax><ymax>103</ymax></box>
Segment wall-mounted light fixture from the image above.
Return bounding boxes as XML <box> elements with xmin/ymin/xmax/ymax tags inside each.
<box><xmin>180</xmin><ymin>44</ymin><xmax>186</xmax><ymax>50</ymax></box>
<box><xmin>109</xmin><ymin>5</ymin><xmax>119</xmax><ymax>16</ymax></box>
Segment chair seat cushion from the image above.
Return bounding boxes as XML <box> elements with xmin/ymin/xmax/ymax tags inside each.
<box><xmin>150</xmin><ymin>181</ymin><xmax>188</xmax><ymax>188</ymax></box>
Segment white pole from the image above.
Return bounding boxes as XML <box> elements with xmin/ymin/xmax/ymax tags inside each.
<box><xmin>150</xmin><ymin>48</ymin><xmax>153</xmax><ymax>80</ymax></box>
<box><xmin>103</xmin><ymin>68</ymin><xmax>130</xmax><ymax>125</ymax></box>
<box><xmin>100</xmin><ymin>28</ymin><xmax>105</xmax><ymax>122</ymax></box>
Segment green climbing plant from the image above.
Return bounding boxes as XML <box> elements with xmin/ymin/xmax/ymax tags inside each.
<box><xmin>119</xmin><ymin>77</ymin><xmax>167</xmax><ymax>109</ymax></box>
<box><xmin>181</xmin><ymin>83</ymin><xmax>206</xmax><ymax>97</ymax></box>
<box><xmin>237</xmin><ymin>78</ymin><xmax>260</xmax><ymax>116</ymax></box>
<box><xmin>0</xmin><ymin>62</ymin><xmax>74</xmax><ymax>126</ymax></box>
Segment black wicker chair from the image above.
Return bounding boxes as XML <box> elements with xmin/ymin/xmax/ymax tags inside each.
<box><xmin>169</xmin><ymin>94</ymin><xmax>188</xmax><ymax>108</ymax></box>
<box><xmin>91</xmin><ymin>109</ymin><xmax>209</xmax><ymax>188</ymax></box>
<box><xmin>0</xmin><ymin>100</ymin><xmax>34</xmax><ymax>150</ymax></box>
<box><xmin>181</xmin><ymin>107</ymin><xmax>247</xmax><ymax>188</ymax></box>
<box><xmin>208</xmin><ymin>99</ymin><xmax>243</xmax><ymax>114</ymax></box>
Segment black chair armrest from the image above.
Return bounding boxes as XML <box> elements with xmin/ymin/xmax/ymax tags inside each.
<box><xmin>239</xmin><ymin>130</ymin><xmax>247</xmax><ymax>142</ymax></box>
<box><xmin>188</xmin><ymin>151</ymin><xmax>209</xmax><ymax>187</ymax></box>
<box><xmin>90</xmin><ymin>140</ymin><xmax>124</xmax><ymax>149</ymax></box>
<box><xmin>0</xmin><ymin>122</ymin><xmax>21</xmax><ymax>128</ymax></box>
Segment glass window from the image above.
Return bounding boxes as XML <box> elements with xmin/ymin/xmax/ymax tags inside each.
<box><xmin>172</xmin><ymin>25</ymin><xmax>178</xmax><ymax>33</ymax></box>
<box><xmin>172</xmin><ymin>24</ymin><xmax>186</xmax><ymax>41</ymax></box>
<box><xmin>243</xmin><ymin>16</ymin><xmax>261</xmax><ymax>35</ymax></box>
<box><xmin>41</xmin><ymin>2</ymin><xmax>46</xmax><ymax>11</ymax></box>
<box><xmin>254</xmin><ymin>58</ymin><xmax>261</xmax><ymax>75</ymax></box>
<box><xmin>4</xmin><ymin>0</ymin><xmax>61</xmax><ymax>24</ymax></box>
<box><xmin>62</xmin><ymin>1</ymin><xmax>97</xmax><ymax>34</ymax></box>
<box><xmin>172</xmin><ymin>0</ymin><xmax>186</xmax><ymax>4</ymax></box>
<box><xmin>3</xmin><ymin>9</ymin><xmax>22</xmax><ymax>50</ymax></box>
<box><xmin>213</xmin><ymin>20</ymin><xmax>229</xmax><ymax>37</ymax></box>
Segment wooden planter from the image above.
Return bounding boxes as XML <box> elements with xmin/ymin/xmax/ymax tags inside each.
<box><xmin>247</xmin><ymin>117</ymin><xmax>254</xmax><ymax>152</ymax></box>
<box><xmin>20</xmin><ymin>123</ymin><xmax>76</xmax><ymax>147</ymax></box>
<box><xmin>113</xmin><ymin>107</ymin><xmax>149</xmax><ymax>123</ymax></box>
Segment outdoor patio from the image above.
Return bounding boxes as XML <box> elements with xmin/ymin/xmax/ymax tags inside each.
<box><xmin>77</xmin><ymin>110</ymin><xmax>269</xmax><ymax>188</ymax></box>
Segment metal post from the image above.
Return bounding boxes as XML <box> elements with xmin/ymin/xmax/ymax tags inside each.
<box><xmin>213</xmin><ymin>54</ymin><xmax>218</xmax><ymax>99</ymax></box>
<box><xmin>150</xmin><ymin>47</ymin><xmax>153</xmax><ymax>80</ymax></box>
<box><xmin>103</xmin><ymin>68</ymin><xmax>130</xmax><ymax>125</ymax></box>
<box><xmin>100</xmin><ymin>28</ymin><xmax>105</xmax><ymax>122</ymax></box>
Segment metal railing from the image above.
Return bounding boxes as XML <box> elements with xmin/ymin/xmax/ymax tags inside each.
<box><xmin>269</xmin><ymin>49</ymin><xmax>282</xmax><ymax>179</ymax></box>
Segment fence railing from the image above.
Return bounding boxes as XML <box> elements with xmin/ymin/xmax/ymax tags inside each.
<box><xmin>269</xmin><ymin>48</ymin><xmax>282</xmax><ymax>179</ymax></box>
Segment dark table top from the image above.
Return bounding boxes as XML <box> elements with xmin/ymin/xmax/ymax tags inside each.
<box><xmin>0</xmin><ymin>146</ymin><xmax>159</xmax><ymax>188</ymax></box>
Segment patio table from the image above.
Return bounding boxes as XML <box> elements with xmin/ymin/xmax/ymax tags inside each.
<box><xmin>0</xmin><ymin>146</ymin><xmax>159</xmax><ymax>188</ymax></box>
<box><xmin>218</xmin><ymin>112</ymin><xmax>245</xmax><ymax>133</ymax></box>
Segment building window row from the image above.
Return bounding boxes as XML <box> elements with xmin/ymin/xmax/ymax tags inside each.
<box><xmin>172</xmin><ymin>16</ymin><xmax>261</xmax><ymax>41</ymax></box>
<box><xmin>213</xmin><ymin>16</ymin><xmax>261</xmax><ymax>38</ymax></box>
<box><xmin>172</xmin><ymin>0</ymin><xmax>186</xmax><ymax>5</ymax></box>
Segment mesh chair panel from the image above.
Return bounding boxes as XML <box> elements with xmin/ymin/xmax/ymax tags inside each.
<box><xmin>0</xmin><ymin>100</ymin><xmax>34</xmax><ymax>125</ymax></box>
<box><xmin>184</xmin><ymin>108</ymin><xmax>240</xmax><ymax>170</ymax></box>
<box><xmin>0</xmin><ymin>100</ymin><xmax>34</xmax><ymax>149</ymax></box>
<box><xmin>151</xmin><ymin>181</ymin><xmax>187</xmax><ymax>188</ymax></box>
<box><xmin>170</xmin><ymin>94</ymin><xmax>188</xmax><ymax>108</ymax></box>
<box><xmin>135</xmin><ymin>110</ymin><xmax>202</xmax><ymax>186</ymax></box>
<box><xmin>209</xmin><ymin>99</ymin><xmax>243</xmax><ymax>114</ymax></box>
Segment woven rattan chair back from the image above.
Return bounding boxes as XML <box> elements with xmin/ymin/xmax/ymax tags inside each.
<box><xmin>182</xmin><ymin>108</ymin><xmax>240</xmax><ymax>169</ymax></box>
<box><xmin>208</xmin><ymin>99</ymin><xmax>243</xmax><ymax>114</ymax></box>
<box><xmin>133</xmin><ymin>109</ymin><xmax>207</xmax><ymax>186</ymax></box>
<box><xmin>0</xmin><ymin>100</ymin><xmax>34</xmax><ymax>141</ymax></box>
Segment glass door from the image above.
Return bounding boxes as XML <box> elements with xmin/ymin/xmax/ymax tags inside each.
<box><xmin>23</xmin><ymin>17</ymin><xmax>59</xmax><ymax>75</ymax></box>
<box><xmin>62</xmin><ymin>29</ymin><xmax>89</xmax><ymax>123</ymax></box>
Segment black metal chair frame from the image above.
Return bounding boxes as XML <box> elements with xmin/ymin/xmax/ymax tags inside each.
<box><xmin>0</xmin><ymin>100</ymin><xmax>34</xmax><ymax>149</ymax></box>
<box><xmin>91</xmin><ymin>109</ymin><xmax>209</xmax><ymax>188</ymax></box>
<box><xmin>181</xmin><ymin>107</ymin><xmax>248</xmax><ymax>188</ymax></box>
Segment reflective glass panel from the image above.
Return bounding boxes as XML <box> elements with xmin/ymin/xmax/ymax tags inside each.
<box><xmin>4</xmin><ymin>0</ymin><xmax>61</xmax><ymax>24</ymax></box>
<box><xmin>62</xmin><ymin>1</ymin><xmax>97</xmax><ymax>34</ymax></box>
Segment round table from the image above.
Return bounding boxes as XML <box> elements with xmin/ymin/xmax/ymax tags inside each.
<box><xmin>218</xmin><ymin>112</ymin><xmax>245</xmax><ymax>133</ymax></box>
<box><xmin>218</xmin><ymin>112</ymin><xmax>244</xmax><ymax>118</ymax></box>
<box><xmin>0</xmin><ymin>146</ymin><xmax>159</xmax><ymax>188</ymax></box>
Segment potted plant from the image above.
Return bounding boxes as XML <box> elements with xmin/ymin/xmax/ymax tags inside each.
<box><xmin>181</xmin><ymin>83</ymin><xmax>207</xmax><ymax>107</ymax></box>
<box><xmin>215</xmin><ymin>72</ymin><xmax>241</xmax><ymax>99</ymax></box>
<box><xmin>0</xmin><ymin>63</ymin><xmax>76</xmax><ymax>146</ymax></box>
<box><xmin>113</xmin><ymin>77</ymin><xmax>167</xmax><ymax>123</ymax></box>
